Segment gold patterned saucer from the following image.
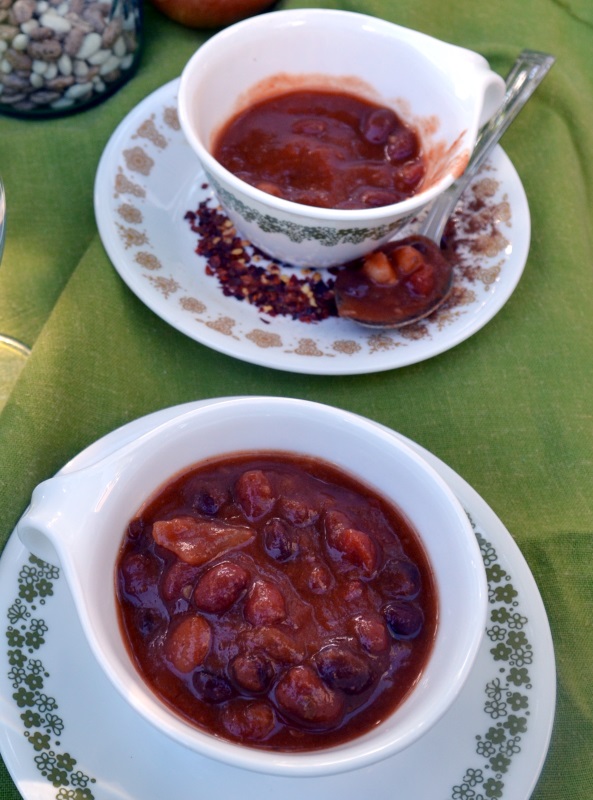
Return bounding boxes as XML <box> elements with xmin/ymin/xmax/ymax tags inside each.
<box><xmin>94</xmin><ymin>79</ymin><xmax>530</xmax><ymax>375</ymax></box>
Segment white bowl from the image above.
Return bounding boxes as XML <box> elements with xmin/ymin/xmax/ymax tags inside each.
<box><xmin>178</xmin><ymin>9</ymin><xmax>504</xmax><ymax>267</ymax></box>
<box><xmin>17</xmin><ymin>397</ymin><xmax>487</xmax><ymax>776</ymax></box>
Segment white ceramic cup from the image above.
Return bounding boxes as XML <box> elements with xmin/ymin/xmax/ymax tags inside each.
<box><xmin>17</xmin><ymin>396</ymin><xmax>487</xmax><ymax>776</ymax></box>
<box><xmin>178</xmin><ymin>9</ymin><xmax>505</xmax><ymax>267</ymax></box>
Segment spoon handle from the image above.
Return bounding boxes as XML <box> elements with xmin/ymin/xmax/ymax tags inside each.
<box><xmin>421</xmin><ymin>49</ymin><xmax>556</xmax><ymax>245</ymax></box>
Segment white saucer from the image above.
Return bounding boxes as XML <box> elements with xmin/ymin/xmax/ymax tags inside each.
<box><xmin>94</xmin><ymin>80</ymin><xmax>531</xmax><ymax>375</ymax></box>
<box><xmin>0</xmin><ymin>399</ymin><xmax>555</xmax><ymax>799</ymax></box>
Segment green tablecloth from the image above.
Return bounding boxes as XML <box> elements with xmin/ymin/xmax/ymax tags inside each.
<box><xmin>1</xmin><ymin>0</ymin><xmax>592</xmax><ymax>797</ymax></box>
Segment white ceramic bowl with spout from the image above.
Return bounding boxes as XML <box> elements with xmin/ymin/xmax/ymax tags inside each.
<box><xmin>177</xmin><ymin>8</ymin><xmax>505</xmax><ymax>267</ymax></box>
<box><xmin>17</xmin><ymin>396</ymin><xmax>487</xmax><ymax>777</ymax></box>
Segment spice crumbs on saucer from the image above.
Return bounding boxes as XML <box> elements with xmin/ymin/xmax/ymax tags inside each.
<box><xmin>184</xmin><ymin>198</ymin><xmax>337</xmax><ymax>323</ymax></box>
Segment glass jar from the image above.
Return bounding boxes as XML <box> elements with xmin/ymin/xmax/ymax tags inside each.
<box><xmin>0</xmin><ymin>0</ymin><xmax>142</xmax><ymax>117</ymax></box>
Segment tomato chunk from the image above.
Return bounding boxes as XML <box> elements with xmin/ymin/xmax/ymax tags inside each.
<box><xmin>152</xmin><ymin>517</ymin><xmax>254</xmax><ymax>565</ymax></box>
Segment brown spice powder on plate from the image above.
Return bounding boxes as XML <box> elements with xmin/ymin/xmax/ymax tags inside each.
<box><xmin>184</xmin><ymin>199</ymin><xmax>337</xmax><ymax>323</ymax></box>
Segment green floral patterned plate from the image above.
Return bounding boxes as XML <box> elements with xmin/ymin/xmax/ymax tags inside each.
<box><xmin>0</xmin><ymin>400</ymin><xmax>555</xmax><ymax>800</ymax></box>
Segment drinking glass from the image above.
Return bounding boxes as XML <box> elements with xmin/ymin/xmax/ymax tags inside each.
<box><xmin>0</xmin><ymin>177</ymin><xmax>30</xmax><ymax>409</ymax></box>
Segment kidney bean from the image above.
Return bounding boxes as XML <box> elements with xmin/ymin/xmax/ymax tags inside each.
<box><xmin>193</xmin><ymin>485</ymin><xmax>228</xmax><ymax>515</ymax></box>
<box><xmin>134</xmin><ymin>607</ymin><xmax>165</xmax><ymax>638</ymax></box>
<box><xmin>127</xmin><ymin>518</ymin><xmax>144</xmax><ymax>540</ymax></box>
<box><xmin>292</xmin><ymin>189</ymin><xmax>333</xmax><ymax>209</ymax></box>
<box><xmin>361</xmin><ymin>108</ymin><xmax>398</xmax><ymax>145</ymax></box>
<box><xmin>357</xmin><ymin>188</ymin><xmax>401</xmax><ymax>208</ymax></box>
<box><xmin>161</xmin><ymin>561</ymin><xmax>200</xmax><ymax>602</ymax></box>
<box><xmin>120</xmin><ymin>552</ymin><xmax>160</xmax><ymax>598</ymax></box>
<box><xmin>234</xmin><ymin>470</ymin><xmax>275</xmax><ymax>520</ymax></box>
<box><xmin>193</xmin><ymin>561</ymin><xmax>250</xmax><ymax>614</ymax></box>
<box><xmin>350</xmin><ymin>614</ymin><xmax>390</xmax><ymax>654</ymax></box>
<box><xmin>241</xmin><ymin>627</ymin><xmax>304</xmax><ymax>664</ymax></box>
<box><xmin>255</xmin><ymin>181</ymin><xmax>284</xmax><ymax>198</ymax></box>
<box><xmin>230</xmin><ymin>653</ymin><xmax>275</xmax><ymax>693</ymax></box>
<box><xmin>152</xmin><ymin>517</ymin><xmax>255</xmax><ymax>566</ymax></box>
<box><xmin>193</xmin><ymin>670</ymin><xmax>235</xmax><ymax>704</ymax></box>
<box><xmin>244</xmin><ymin>580</ymin><xmax>286</xmax><ymax>626</ymax></box>
<box><xmin>222</xmin><ymin>700</ymin><xmax>276</xmax><ymax>741</ymax></box>
<box><xmin>324</xmin><ymin>509</ymin><xmax>350</xmax><ymax>537</ymax></box>
<box><xmin>263</xmin><ymin>517</ymin><xmax>299</xmax><ymax>561</ymax></box>
<box><xmin>274</xmin><ymin>665</ymin><xmax>345</xmax><ymax>728</ymax></box>
<box><xmin>340</xmin><ymin>579</ymin><xmax>366</xmax><ymax>603</ymax></box>
<box><xmin>384</xmin><ymin>601</ymin><xmax>424</xmax><ymax>640</ymax></box>
<box><xmin>307</xmin><ymin>562</ymin><xmax>333</xmax><ymax>594</ymax></box>
<box><xmin>385</xmin><ymin>129</ymin><xmax>418</xmax><ymax>162</ymax></box>
<box><xmin>277</xmin><ymin>497</ymin><xmax>319</xmax><ymax>527</ymax></box>
<box><xmin>165</xmin><ymin>615</ymin><xmax>211</xmax><ymax>673</ymax></box>
<box><xmin>379</xmin><ymin>558</ymin><xmax>422</xmax><ymax>600</ymax></box>
<box><xmin>325</xmin><ymin>513</ymin><xmax>378</xmax><ymax>576</ymax></box>
<box><xmin>406</xmin><ymin>263</ymin><xmax>436</xmax><ymax>297</ymax></box>
<box><xmin>313</xmin><ymin>643</ymin><xmax>374</xmax><ymax>695</ymax></box>
<box><xmin>394</xmin><ymin>158</ymin><xmax>425</xmax><ymax>192</ymax></box>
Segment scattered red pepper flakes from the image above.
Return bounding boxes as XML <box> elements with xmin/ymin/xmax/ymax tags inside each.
<box><xmin>184</xmin><ymin>197</ymin><xmax>337</xmax><ymax>323</ymax></box>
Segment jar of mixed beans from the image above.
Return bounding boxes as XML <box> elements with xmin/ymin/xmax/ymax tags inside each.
<box><xmin>0</xmin><ymin>0</ymin><xmax>142</xmax><ymax>117</ymax></box>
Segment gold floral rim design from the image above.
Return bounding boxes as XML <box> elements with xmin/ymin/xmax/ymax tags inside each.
<box><xmin>96</xmin><ymin>79</ymin><xmax>530</xmax><ymax>374</ymax></box>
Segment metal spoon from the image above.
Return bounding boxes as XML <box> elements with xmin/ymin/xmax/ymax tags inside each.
<box><xmin>335</xmin><ymin>49</ymin><xmax>556</xmax><ymax>329</ymax></box>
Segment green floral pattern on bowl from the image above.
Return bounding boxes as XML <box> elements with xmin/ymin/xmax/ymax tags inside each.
<box><xmin>208</xmin><ymin>174</ymin><xmax>411</xmax><ymax>248</ymax></box>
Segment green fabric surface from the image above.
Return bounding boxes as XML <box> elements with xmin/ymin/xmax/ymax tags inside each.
<box><xmin>1</xmin><ymin>0</ymin><xmax>592</xmax><ymax>797</ymax></box>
